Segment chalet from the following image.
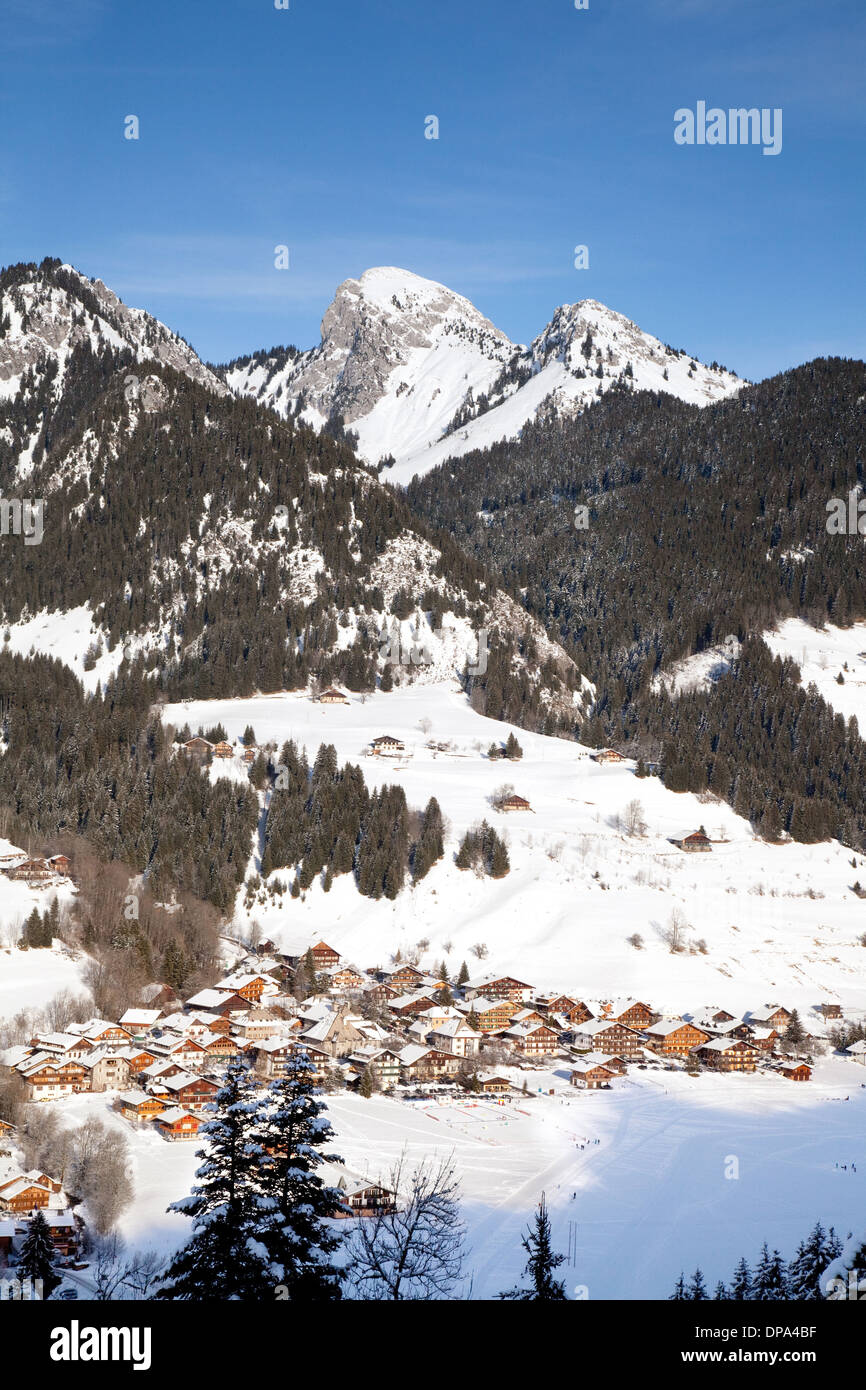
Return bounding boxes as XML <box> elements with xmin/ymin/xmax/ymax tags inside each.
<box><xmin>7</xmin><ymin>857</ymin><xmax>53</xmax><ymax>882</ymax></box>
<box><xmin>644</xmin><ymin>1019</ymin><xmax>710</xmax><ymax>1058</ymax></box>
<box><xmin>0</xmin><ymin>1118</ymin><xmax>15</xmax><ymax>1137</ymax></box>
<box><xmin>697</xmin><ymin>1038</ymin><xmax>759</xmax><ymax>1073</ymax></box>
<box><xmin>498</xmin><ymin>793</ymin><xmax>532</xmax><ymax>813</ymax></box>
<box><xmin>217</xmin><ymin>971</ymin><xmax>276</xmax><ymax>1003</ymax></box>
<box><xmin>387</xmin><ymin>964</ymin><xmax>426</xmax><ymax>991</ymax></box>
<box><xmin>585</xmin><ymin>1052</ymin><xmax>629</xmax><ymax>1076</ymax></box>
<box><xmin>320</xmin><ymin>964</ymin><xmax>366</xmax><ymax>993</ymax></box>
<box><xmin>574</xmin><ymin>1020</ymin><xmax>645</xmax><ymax>1059</ymax></box>
<box><xmin>388</xmin><ymin>990</ymin><xmax>439</xmax><ymax>1019</ymax></box>
<box><xmin>604</xmin><ymin>998</ymin><xmax>656</xmax><ymax>1030</ymax></box>
<box><xmin>185</xmin><ymin>988</ymin><xmax>250</xmax><ymax>1016</ymax></box>
<box><xmin>509</xmin><ymin>1007</ymin><xmax>549</xmax><ymax>1030</ymax></box>
<box><xmin>199</xmin><ymin>1033</ymin><xmax>240</xmax><ymax>1063</ymax></box>
<box><xmin>679</xmin><ymin>831</ymin><xmax>712</xmax><ymax>853</ymax></box>
<box><xmin>845</xmin><ymin>1040</ymin><xmax>866</xmax><ymax>1065</ymax></box>
<box><xmin>329</xmin><ymin>1169</ymin><xmax>396</xmax><ymax>1218</ymax></box>
<box><xmin>397</xmin><ymin>1045</ymin><xmax>459</xmax><ymax>1082</ymax></box>
<box><xmin>118</xmin><ymin>1008</ymin><xmax>163</xmax><ymax>1035</ymax></box>
<box><xmin>819</xmin><ymin>1003</ymin><xmax>843</xmax><ymax>1020</ymax></box>
<box><xmin>460</xmin><ymin>997</ymin><xmax>515</xmax><ymax>1033</ymax></box>
<box><xmin>242</xmin><ymin>746</ymin><xmax>256</xmax><ymax>764</ymax></box>
<box><xmin>466</xmin><ymin>975</ymin><xmax>533</xmax><ymax>1004</ymax></box>
<box><xmin>429</xmin><ymin>1019</ymin><xmax>482</xmax><ymax>1058</ymax></box>
<box><xmin>370</xmin><ymin>735</ymin><xmax>405</xmax><ymax>756</ymax></box>
<box><xmin>80</xmin><ymin>1051</ymin><xmax>131</xmax><ymax>1092</ymax></box>
<box><xmin>253</xmin><ymin>1037</ymin><xmax>298</xmax><ymax>1079</ymax></box>
<box><xmin>746</xmin><ymin>1026</ymin><xmax>779</xmax><ymax>1054</ymax></box>
<box><xmin>319</xmin><ymin>687</ymin><xmax>350</xmax><ymax>705</ymax></box>
<box><xmin>570</xmin><ymin>1061</ymin><xmax>615</xmax><ymax>1090</ymax></box>
<box><xmin>300</xmin><ymin>1009</ymin><xmax>367</xmax><ymax>1059</ymax></box>
<box><xmin>117</xmin><ymin>1092</ymin><xmax>166</xmax><ymax>1124</ymax></box>
<box><xmin>18</xmin><ymin>1056</ymin><xmax>89</xmax><ymax>1100</ymax></box>
<box><xmin>154</xmin><ymin>1108</ymin><xmax>203</xmax><ymax>1141</ymax></box>
<box><xmin>554</xmin><ymin>998</ymin><xmax>594</xmax><ymax>1026</ymax></box>
<box><xmin>474</xmin><ymin>1072</ymin><xmax>512</xmax><ymax>1095</ymax></box>
<box><xmin>0</xmin><ymin>1176</ymin><xmax>60</xmax><ymax>1214</ymax></box>
<box><xmin>183</xmin><ymin>737</ymin><xmax>212</xmax><ymax>759</ymax></box>
<box><xmin>281</xmin><ymin>940</ymin><xmax>341</xmax><ymax>971</ymax></box>
<box><xmin>48</xmin><ymin>854</ymin><xmax>72</xmax><ymax>875</ymax></box>
<box><xmin>41</xmin><ymin>1210</ymin><xmax>80</xmax><ymax>1258</ymax></box>
<box><xmin>237</xmin><ymin>1010</ymin><xmax>289</xmax><ymax>1043</ymax></box>
<box><xmin>503</xmin><ymin>1022</ymin><xmax>560</xmax><ymax>1056</ymax></box>
<box><xmin>212</xmin><ymin>741</ymin><xmax>234</xmax><ymax>759</ymax></box>
<box><xmin>592</xmin><ymin>749</ymin><xmax>626</xmax><ymax>765</ymax></box>
<box><xmin>69</xmin><ymin>1020</ymin><xmax>133</xmax><ymax>1046</ymax></box>
<box><xmin>348</xmin><ymin>1048</ymin><xmax>403</xmax><ymax>1089</ymax></box>
<box><xmin>779</xmin><ymin>1062</ymin><xmax>812</xmax><ymax>1082</ymax></box>
<box><xmin>747</xmin><ymin>1004</ymin><xmax>792</xmax><ymax>1031</ymax></box>
<box><xmin>149</xmin><ymin>1074</ymin><xmax>219</xmax><ymax>1111</ymax></box>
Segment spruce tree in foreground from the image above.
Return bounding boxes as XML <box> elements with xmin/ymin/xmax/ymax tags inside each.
<box><xmin>499</xmin><ymin>1195</ymin><xmax>568</xmax><ymax>1301</ymax></box>
<box><xmin>752</xmin><ymin>1243</ymin><xmax>789</xmax><ymax>1300</ymax></box>
<box><xmin>256</xmin><ymin>1051</ymin><xmax>344</xmax><ymax>1300</ymax></box>
<box><xmin>730</xmin><ymin>1256</ymin><xmax>752</xmax><ymax>1300</ymax></box>
<box><xmin>18</xmin><ymin>1209</ymin><xmax>61</xmax><ymax>1298</ymax></box>
<box><xmin>788</xmin><ymin>1222</ymin><xmax>842</xmax><ymax>1299</ymax></box>
<box><xmin>158</xmin><ymin>1059</ymin><xmax>274</xmax><ymax>1300</ymax></box>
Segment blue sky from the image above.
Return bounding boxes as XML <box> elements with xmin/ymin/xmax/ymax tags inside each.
<box><xmin>1</xmin><ymin>0</ymin><xmax>863</xmax><ymax>379</ymax></box>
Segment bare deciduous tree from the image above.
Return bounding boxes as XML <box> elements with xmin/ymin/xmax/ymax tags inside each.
<box><xmin>621</xmin><ymin>798</ymin><xmax>647</xmax><ymax>838</ymax></box>
<box><xmin>346</xmin><ymin>1153</ymin><xmax>466</xmax><ymax>1300</ymax></box>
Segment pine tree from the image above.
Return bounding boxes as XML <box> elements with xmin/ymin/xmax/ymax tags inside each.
<box><xmin>713</xmin><ymin>1280</ymin><xmax>729</xmax><ymax>1299</ymax></box>
<box><xmin>788</xmin><ymin>1222</ymin><xmax>843</xmax><ymax>1300</ymax></box>
<box><xmin>499</xmin><ymin>1196</ymin><xmax>568</xmax><ymax>1300</ymax></box>
<box><xmin>158</xmin><ymin>1060</ymin><xmax>273</xmax><ymax>1300</ymax></box>
<box><xmin>670</xmin><ymin>1271</ymin><xmax>688</xmax><ymax>1300</ymax></box>
<box><xmin>730</xmin><ymin>1256</ymin><xmax>753</xmax><ymax>1300</ymax></box>
<box><xmin>752</xmin><ymin>1243</ymin><xmax>789</xmax><ymax>1300</ymax></box>
<box><xmin>18</xmin><ymin>1209</ymin><xmax>61</xmax><ymax>1297</ymax></box>
<box><xmin>688</xmin><ymin>1268</ymin><xmax>708</xmax><ymax>1299</ymax></box>
<box><xmin>457</xmin><ymin>960</ymin><xmax>470</xmax><ymax>986</ymax></box>
<box><xmin>255</xmin><ymin>1051</ymin><xmax>344</xmax><ymax>1300</ymax></box>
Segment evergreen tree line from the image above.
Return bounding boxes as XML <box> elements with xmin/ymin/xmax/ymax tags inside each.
<box><xmin>260</xmin><ymin>739</ymin><xmax>445</xmax><ymax>898</ymax></box>
<box><xmin>670</xmin><ymin>1221</ymin><xmax>844</xmax><ymax>1301</ymax></box>
<box><xmin>0</xmin><ymin>648</ymin><xmax>259</xmax><ymax>910</ymax></box>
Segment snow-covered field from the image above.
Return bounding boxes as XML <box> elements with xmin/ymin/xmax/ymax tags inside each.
<box><xmin>164</xmin><ymin>683</ymin><xmax>866</xmax><ymax>1018</ymax></box>
<box><xmin>765</xmin><ymin>617</ymin><xmax>866</xmax><ymax>725</ymax></box>
<box><xmin>37</xmin><ymin>1057</ymin><xmax>866</xmax><ymax>1300</ymax></box>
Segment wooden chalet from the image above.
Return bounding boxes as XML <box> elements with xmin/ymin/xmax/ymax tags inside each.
<box><xmin>0</xmin><ymin>1175</ymin><xmax>60</xmax><ymax>1214</ymax></box>
<box><xmin>697</xmin><ymin>1038</ymin><xmax>759</xmax><ymax>1072</ymax></box>
<box><xmin>679</xmin><ymin>831</ymin><xmax>712</xmax><ymax>853</ymax></box>
<box><xmin>819</xmin><ymin>1002</ymin><xmax>843</xmax><ymax>1020</ymax></box>
<box><xmin>498</xmin><ymin>793</ymin><xmax>532</xmax><ymax>813</ymax></box>
<box><xmin>154</xmin><ymin>1108</ymin><xmax>203</xmax><ymax>1141</ymax></box>
<box><xmin>370</xmin><ymin>734</ymin><xmax>405</xmax><ymax>756</ymax></box>
<box><xmin>183</xmin><ymin>737</ymin><xmax>212</xmax><ymax>759</ymax></box>
<box><xmin>503</xmin><ymin>1022</ymin><xmax>560</xmax><ymax>1056</ymax></box>
<box><xmin>48</xmin><ymin>854</ymin><xmax>72</xmax><ymax>875</ymax></box>
<box><xmin>330</xmin><ymin>1171</ymin><xmax>397</xmax><ymax>1218</ymax></box>
<box><xmin>591</xmin><ymin>748</ymin><xmax>626</xmax><ymax>765</ymax></box>
<box><xmin>467</xmin><ymin>975</ymin><xmax>533</xmax><ymax>1003</ymax></box>
<box><xmin>574</xmin><ymin>1020</ymin><xmax>645</xmax><ymax>1059</ymax></box>
<box><xmin>318</xmin><ymin>687</ymin><xmax>350</xmax><ymax>705</ymax></box>
<box><xmin>570</xmin><ymin>1061</ymin><xmax>615</xmax><ymax>1090</ymax></box>
<box><xmin>7</xmin><ymin>857</ymin><xmax>53</xmax><ymax>882</ymax></box>
<box><xmin>117</xmin><ymin>1092</ymin><xmax>166</xmax><ymax>1124</ymax></box>
<box><xmin>461</xmin><ymin>997</ymin><xmax>516</xmax><ymax>1032</ymax></box>
<box><xmin>779</xmin><ymin>1062</ymin><xmax>812</xmax><ymax>1082</ymax></box>
<box><xmin>644</xmin><ymin>1019</ymin><xmax>710</xmax><ymax>1058</ymax></box>
<box><xmin>604</xmin><ymin>998</ymin><xmax>656</xmax><ymax>1030</ymax></box>
<box><xmin>474</xmin><ymin>1073</ymin><xmax>512</xmax><ymax>1095</ymax></box>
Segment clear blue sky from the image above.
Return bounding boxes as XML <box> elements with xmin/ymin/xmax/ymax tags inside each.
<box><xmin>1</xmin><ymin>0</ymin><xmax>863</xmax><ymax>379</ymax></box>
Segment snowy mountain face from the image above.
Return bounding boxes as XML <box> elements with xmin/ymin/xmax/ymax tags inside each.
<box><xmin>0</xmin><ymin>259</ymin><xmax>590</xmax><ymax>725</ymax></box>
<box><xmin>222</xmin><ymin>267</ymin><xmax>743</xmax><ymax>484</ymax></box>
<box><xmin>0</xmin><ymin>259</ymin><xmax>226</xmax><ymax>473</ymax></box>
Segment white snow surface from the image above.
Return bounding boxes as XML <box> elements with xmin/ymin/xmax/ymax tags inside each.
<box><xmin>163</xmin><ymin>683</ymin><xmax>866</xmax><ymax>1019</ymax></box>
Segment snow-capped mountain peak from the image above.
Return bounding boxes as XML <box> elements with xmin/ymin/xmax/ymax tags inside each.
<box><xmin>222</xmin><ymin>269</ymin><xmax>743</xmax><ymax>483</ymax></box>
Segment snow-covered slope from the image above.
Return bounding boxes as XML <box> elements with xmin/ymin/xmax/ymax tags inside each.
<box><xmin>0</xmin><ymin>259</ymin><xmax>226</xmax><ymax>473</ymax></box>
<box><xmin>164</xmin><ymin>683</ymin><xmax>866</xmax><ymax>1019</ymax></box>
<box><xmin>223</xmin><ymin>268</ymin><xmax>743</xmax><ymax>482</ymax></box>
